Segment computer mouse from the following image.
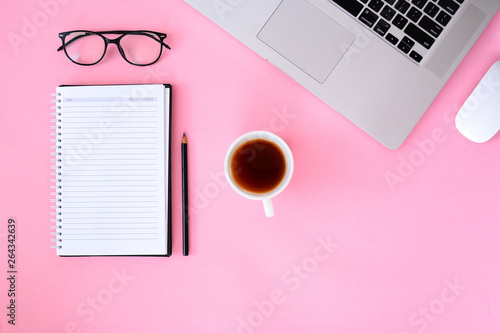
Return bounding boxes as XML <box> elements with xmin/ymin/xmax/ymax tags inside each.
<box><xmin>455</xmin><ymin>60</ymin><xmax>500</xmax><ymax>143</ymax></box>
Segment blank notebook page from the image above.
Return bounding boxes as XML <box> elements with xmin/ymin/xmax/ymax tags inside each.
<box><xmin>54</xmin><ymin>84</ymin><xmax>170</xmax><ymax>256</ymax></box>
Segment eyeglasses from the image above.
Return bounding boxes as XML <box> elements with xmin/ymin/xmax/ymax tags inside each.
<box><xmin>57</xmin><ymin>30</ymin><xmax>171</xmax><ymax>66</ymax></box>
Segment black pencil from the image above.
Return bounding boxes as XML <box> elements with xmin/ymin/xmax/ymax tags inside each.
<box><xmin>181</xmin><ymin>133</ymin><xmax>189</xmax><ymax>256</ymax></box>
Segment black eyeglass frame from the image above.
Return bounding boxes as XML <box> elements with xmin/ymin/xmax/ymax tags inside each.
<box><xmin>57</xmin><ymin>30</ymin><xmax>171</xmax><ymax>66</ymax></box>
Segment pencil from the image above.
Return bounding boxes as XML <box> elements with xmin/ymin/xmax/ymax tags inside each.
<box><xmin>182</xmin><ymin>133</ymin><xmax>189</xmax><ymax>256</ymax></box>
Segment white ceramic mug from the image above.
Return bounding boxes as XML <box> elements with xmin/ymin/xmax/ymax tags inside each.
<box><xmin>224</xmin><ymin>131</ymin><xmax>294</xmax><ymax>217</ymax></box>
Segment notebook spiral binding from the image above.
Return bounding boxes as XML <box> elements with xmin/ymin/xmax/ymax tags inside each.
<box><xmin>51</xmin><ymin>92</ymin><xmax>63</xmax><ymax>250</ymax></box>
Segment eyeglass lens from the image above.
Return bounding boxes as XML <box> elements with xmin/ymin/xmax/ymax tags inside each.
<box><xmin>64</xmin><ymin>32</ymin><xmax>163</xmax><ymax>65</ymax></box>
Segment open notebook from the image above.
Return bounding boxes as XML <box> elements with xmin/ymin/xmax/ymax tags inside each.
<box><xmin>51</xmin><ymin>84</ymin><xmax>172</xmax><ymax>256</ymax></box>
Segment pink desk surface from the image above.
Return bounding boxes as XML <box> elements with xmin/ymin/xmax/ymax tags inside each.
<box><xmin>0</xmin><ymin>1</ymin><xmax>499</xmax><ymax>332</ymax></box>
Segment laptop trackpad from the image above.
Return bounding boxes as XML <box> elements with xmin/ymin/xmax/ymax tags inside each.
<box><xmin>257</xmin><ymin>0</ymin><xmax>355</xmax><ymax>83</ymax></box>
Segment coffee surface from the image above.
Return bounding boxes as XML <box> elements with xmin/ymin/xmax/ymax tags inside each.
<box><xmin>230</xmin><ymin>139</ymin><xmax>286</xmax><ymax>194</ymax></box>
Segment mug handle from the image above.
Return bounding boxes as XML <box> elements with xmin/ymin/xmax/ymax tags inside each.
<box><xmin>263</xmin><ymin>198</ymin><xmax>274</xmax><ymax>217</ymax></box>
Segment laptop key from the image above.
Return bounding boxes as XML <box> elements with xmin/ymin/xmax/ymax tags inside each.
<box><xmin>330</xmin><ymin>0</ymin><xmax>364</xmax><ymax>17</ymax></box>
<box><xmin>436</xmin><ymin>11</ymin><xmax>452</xmax><ymax>25</ymax></box>
<box><xmin>384</xmin><ymin>0</ymin><xmax>397</xmax><ymax>4</ymax></box>
<box><xmin>410</xmin><ymin>50</ymin><xmax>423</xmax><ymax>62</ymax></box>
<box><xmin>419</xmin><ymin>16</ymin><xmax>443</xmax><ymax>37</ymax></box>
<box><xmin>411</xmin><ymin>0</ymin><xmax>427</xmax><ymax>9</ymax></box>
<box><xmin>369</xmin><ymin>0</ymin><xmax>385</xmax><ymax>11</ymax></box>
<box><xmin>381</xmin><ymin>5</ymin><xmax>397</xmax><ymax>20</ymax></box>
<box><xmin>424</xmin><ymin>2</ymin><xmax>439</xmax><ymax>17</ymax></box>
<box><xmin>386</xmin><ymin>33</ymin><xmax>399</xmax><ymax>45</ymax></box>
<box><xmin>359</xmin><ymin>9</ymin><xmax>379</xmax><ymax>27</ymax></box>
<box><xmin>395</xmin><ymin>0</ymin><xmax>411</xmax><ymax>13</ymax></box>
<box><xmin>407</xmin><ymin>7</ymin><xmax>423</xmax><ymax>22</ymax></box>
<box><xmin>393</xmin><ymin>14</ymin><xmax>409</xmax><ymax>29</ymax></box>
<box><xmin>374</xmin><ymin>19</ymin><xmax>391</xmax><ymax>36</ymax></box>
<box><xmin>405</xmin><ymin>23</ymin><xmax>435</xmax><ymax>48</ymax></box>
<box><xmin>437</xmin><ymin>0</ymin><xmax>459</xmax><ymax>14</ymax></box>
<box><xmin>402</xmin><ymin>36</ymin><xmax>415</xmax><ymax>48</ymax></box>
<box><xmin>397</xmin><ymin>38</ymin><xmax>413</xmax><ymax>53</ymax></box>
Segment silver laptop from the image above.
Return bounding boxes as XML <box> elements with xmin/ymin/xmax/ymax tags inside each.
<box><xmin>184</xmin><ymin>0</ymin><xmax>500</xmax><ymax>148</ymax></box>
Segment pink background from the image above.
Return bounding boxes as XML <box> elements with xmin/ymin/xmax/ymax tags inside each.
<box><xmin>1</xmin><ymin>1</ymin><xmax>499</xmax><ymax>332</ymax></box>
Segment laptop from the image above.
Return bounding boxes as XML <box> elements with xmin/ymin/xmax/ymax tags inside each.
<box><xmin>184</xmin><ymin>0</ymin><xmax>500</xmax><ymax>149</ymax></box>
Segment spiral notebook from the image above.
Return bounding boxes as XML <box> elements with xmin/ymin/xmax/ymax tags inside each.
<box><xmin>51</xmin><ymin>84</ymin><xmax>172</xmax><ymax>256</ymax></box>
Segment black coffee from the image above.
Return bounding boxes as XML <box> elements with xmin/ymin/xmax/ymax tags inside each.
<box><xmin>230</xmin><ymin>139</ymin><xmax>286</xmax><ymax>194</ymax></box>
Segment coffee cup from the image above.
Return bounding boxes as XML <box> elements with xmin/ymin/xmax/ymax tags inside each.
<box><xmin>224</xmin><ymin>131</ymin><xmax>294</xmax><ymax>217</ymax></box>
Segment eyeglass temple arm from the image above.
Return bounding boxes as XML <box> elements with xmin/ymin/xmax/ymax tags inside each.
<box><xmin>56</xmin><ymin>33</ymin><xmax>92</xmax><ymax>51</ymax></box>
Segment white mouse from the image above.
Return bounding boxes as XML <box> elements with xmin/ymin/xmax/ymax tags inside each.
<box><xmin>456</xmin><ymin>60</ymin><xmax>500</xmax><ymax>143</ymax></box>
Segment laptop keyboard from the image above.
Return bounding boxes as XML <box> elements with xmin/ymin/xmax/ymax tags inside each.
<box><xmin>329</xmin><ymin>0</ymin><xmax>463</xmax><ymax>63</ymax></box>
